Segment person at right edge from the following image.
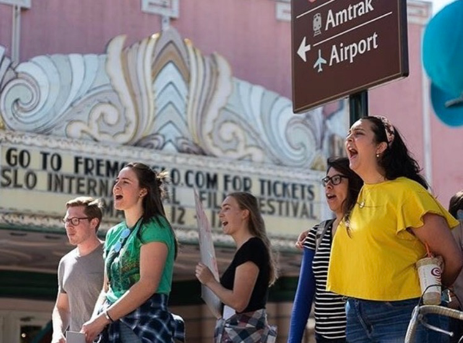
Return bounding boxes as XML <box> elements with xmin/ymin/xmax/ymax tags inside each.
<box><xmin>326</xmin><ymin>115</ymin><xmax>463</xmax><ymax>343</ymax></box>
<box><xmin>448</xmin><ymin>190</ymin><xmax>463</xmax><ymax>343</ymax></box>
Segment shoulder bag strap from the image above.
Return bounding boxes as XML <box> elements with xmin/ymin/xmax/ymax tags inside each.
<box><xmin>315</xmin><ymin>219</ymin><xmax>333</xmax><ymax>252</ymax></box>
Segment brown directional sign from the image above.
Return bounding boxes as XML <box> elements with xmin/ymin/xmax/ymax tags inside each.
<box><xmin>291</xmin><ymin>0</ymin><xmax>409</xmax><ymax>113</ymax></box>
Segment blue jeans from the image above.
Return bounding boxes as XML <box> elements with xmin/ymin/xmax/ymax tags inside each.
<box><xmin>346</xmin><ymin>298</ymin><xmax>449</xmax><ymax>343</ymax></box>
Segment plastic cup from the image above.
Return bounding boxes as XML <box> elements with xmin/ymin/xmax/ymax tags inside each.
<box><xmin>416</xmin><ymin>257</ymin><xmax>442</xmax><ymax>305</ymax></box>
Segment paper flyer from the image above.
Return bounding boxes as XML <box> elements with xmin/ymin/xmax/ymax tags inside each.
<box><xmin>66</xmin><ymin>331</ymin><xmax>85</xmax><ymax>343</ymax></box>
<box><xmin>194</xmin><ymin>188</ymin><xmax>222</xmax><ymax>319</ymax></box>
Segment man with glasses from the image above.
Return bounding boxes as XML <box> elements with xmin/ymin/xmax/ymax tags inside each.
<box><xmin>52</xmin><ymin>197</ymin><xmax>104</xmax><ymax>343</ymax></box>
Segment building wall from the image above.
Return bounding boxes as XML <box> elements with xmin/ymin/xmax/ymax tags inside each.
<box><xmin>0</xmin><ymin>2</ymin><xmax>315</xmax><ymax>339</ymax></box>
<box><xmin>0</xmin><ymin>1</ymin><xmax>462</xmax><ymax>342</ymax></box>
<box><xmin>368</xmin><ymin>1</ymin><xmax>463</xmax><ymax>204</ymax></box>
<box><xmin>0</xmin><ymin>0</ymin><xmax>293</xmax><ymax>99</ymax></box>
<box><xmin>0</xmin><ymin>0</ymin><xmax>453</xmax><ymax>204</ymax></box>
<box><xmin>2</xmin><ymin>2</ymin><xmax>461</xmax><ymax>208</ymax></box>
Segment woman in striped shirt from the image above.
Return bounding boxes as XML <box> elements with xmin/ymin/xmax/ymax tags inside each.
<box><xmin>288</xmin><ymin>157</ymin><xmax>362</xmax><ymax>343</ymax></box>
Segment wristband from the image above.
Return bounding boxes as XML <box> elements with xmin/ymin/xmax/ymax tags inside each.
<box><xmin>104</xmin><ymin>309</ymin><xmax>114</xmax><ymax>323</ymax></box>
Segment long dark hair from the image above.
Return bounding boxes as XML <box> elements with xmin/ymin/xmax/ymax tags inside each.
<box><xmin>363</xmin><ymin>116</ymin><xmax>428</xmax><ymax>189</ymax></box>
<box><xmin>327</xmin><ymin>157</ymin><xmax>363</xmax><ymax>222</ymax></box>
<box><xmin>227</xmin><ymin>192</ymin><xmax>278</xmax><ymax>286</ymax></box>
<box><xmin>449</xmin><ymin>191</ymin><xmax>463</xmax><ymax>218</ymax></box>
<box><xmin>124</xmin><ymin>162</ymin><xmax>178</xmax><ymax>258</ymax></box>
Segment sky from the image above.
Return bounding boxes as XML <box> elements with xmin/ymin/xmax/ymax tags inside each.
<box><xmin>431</xmin><ymin>0</ymin><xmax>455</xmax><ymax>14</ymax></box>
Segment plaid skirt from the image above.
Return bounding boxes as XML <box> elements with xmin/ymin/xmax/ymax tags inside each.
<box><xmin>96</xmin><ymin>293</ymin><xmax>185</xmax><ymax>343</ymax></box>
<box><xmin>214</xmin><ymin>308</ymin><xmax>277</xmax><ymax>343</ymax></box>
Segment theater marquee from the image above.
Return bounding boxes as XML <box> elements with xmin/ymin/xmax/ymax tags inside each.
<box><xmin>0</xmin><ymin>131</ymin><xmax>327</xmax><ymax>239</ymax></box>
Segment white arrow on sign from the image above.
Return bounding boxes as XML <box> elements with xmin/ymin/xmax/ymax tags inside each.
<box><xmin>297</xmin><ymin>37</ymin><xmax>311</xmax><ymax>62</ymax></box>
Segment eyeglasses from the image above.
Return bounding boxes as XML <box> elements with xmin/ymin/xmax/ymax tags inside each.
<box><xmin>113</xmin><ymin>228</ymin><xmax>131</xmax><ymax>253</ymax></box>
<box><xmin>62</xmin><ymin>217</ymin><xmax>90</xmax><ymax>226</ymax></box>
<box><xmin>321</xmin><ymin>174</ymin><xmax>348</xmax><ymax>187</ymax></box>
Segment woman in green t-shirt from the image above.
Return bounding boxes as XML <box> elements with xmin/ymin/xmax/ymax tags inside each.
<box><xmin>82</xmin><ymin>162</ymin><xmax>184</xmax><ymax>343</ymax></box>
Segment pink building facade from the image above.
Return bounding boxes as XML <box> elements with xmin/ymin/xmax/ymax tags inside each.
<box><xmin>0</xmin><ymin>0</ymin><xmax>461</xmax><ymax>342</ymax></box>
<box><xmin>2</xmin><ymin>1</ymin><xmax>460</xmax><ymax>200</ymax></box>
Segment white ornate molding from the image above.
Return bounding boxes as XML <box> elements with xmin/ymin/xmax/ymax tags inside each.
<box><xmin>407</xmin><ymin>0</ymin><xmax>432</xmax><ymax>25</ymax></box>
<box><xmin>0</xmin><ymin>129</ymin><xmax>324</xmax><ymax>184</ymax></box>
<box><xmin>0</xmin><ymin>28</ymin><xmax>347</xmax><ymax>169</ymax></box>
<box><xmin>274</xmin><ymin>0</ymin><xmax>290</xmax><ymax>22</ymax></box>
<box><xmin>0</xmin><ymin>212</ymin><xmax>63</xmax><ymax>231</ymax></box>
<box><xmin>141</xmin><ymin>0</ymin><xmax>179</xmax><ymax>18</ymax></box>
<box><xmin>0</xmin><ymin>0</ymin><xmax>31</xmax><ymax>8</ymax></box>
<box><xmin>0</xmin><ymin>210</ymin><xmax>297</xmax><ymax>250</ymax></box>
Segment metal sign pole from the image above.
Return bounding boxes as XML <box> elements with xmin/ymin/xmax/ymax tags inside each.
<box><xmin>0</xmin><ymin>0</ymin><xmax>32</xmax><ymax>65</ymax></box>
<box><xmin>349</xmin><ymin>90</ymin><xmax>369</xmax><ymax>126</ymax></box>
<box><xmin>12</xmin><ymin>5</ymin><xmax>21</xmax><ymax>64</ymax></box>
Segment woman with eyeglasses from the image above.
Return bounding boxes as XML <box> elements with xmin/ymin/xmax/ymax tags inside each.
<box><xmin>288</xmin><ymin>157</ymin><xmax>363</xmax><ymax>343</ymax></box>
<box><xmin>326</xmin><ymin>116</ymin><xmax>462</xmax><ymax>342</ymax></box>
<box><xmin>81</xmin><ymin>162</ymin><xmax>184</xmax><ymax>343</ymax></box>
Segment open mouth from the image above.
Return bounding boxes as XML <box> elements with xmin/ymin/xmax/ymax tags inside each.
<box><xmin>326</xmin><ymin>194</ymin><xmax>336</xmax><ymax>200</ymax></box>
<box><xmin>347</xmin><ymin>146</ymin><xmax>358</xmax><ymax>159</ymax></box>
<box><xmin>115</xmin><ymin>194</ymin><xmax>123</xmax><ymax>200</ymax></box>
<box><xmin>222</xmin><ymin>221</ymin><xmax>228</xmax><ymax>227</ymax></box>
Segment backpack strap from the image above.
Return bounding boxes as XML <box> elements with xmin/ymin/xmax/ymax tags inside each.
<box><xmin>315</xmin><ymin>219</ymin><xmax>334</xmax><ymax>252</ymax></box>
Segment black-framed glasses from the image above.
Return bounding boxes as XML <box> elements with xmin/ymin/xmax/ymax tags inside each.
<box><xmin>62</xmin><ymin>217</ymin><xmax>90</xmax><ymax>226</ymax></box>
<box><xmin>113</xmin><ymin>228</ymin><xmax>131</xmax><ymax>253</ymax></box>
<box><xmin>321</xmin><ymin>174</ymin><xmax>348</xmax><ymax>187</ymax></box>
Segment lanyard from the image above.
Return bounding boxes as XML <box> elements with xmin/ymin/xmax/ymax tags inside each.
<box><xmin>106</xmin><ymin>217</ymin><xmax>143</xmax><ymax>281</ymax></box>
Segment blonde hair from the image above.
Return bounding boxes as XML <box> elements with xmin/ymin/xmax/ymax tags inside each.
<box><xmin>228</xmin><ymin>192</ymin><xmax>278</xmax><ymax>285</ymax></box>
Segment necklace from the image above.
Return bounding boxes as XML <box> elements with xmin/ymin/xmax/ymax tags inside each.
<box><xmin>357</xmin><ymin>178</ymin><xmax>388</xmax><ymax>209</ymax></box>
<box><xmin>357</xmin><ymin>188</ymin><xmax>369</xmax><ymax>209</ymax></box>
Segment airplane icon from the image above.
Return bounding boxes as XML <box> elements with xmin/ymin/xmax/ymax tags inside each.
<box><xmin>313</xmin><ymin>49</ymin><xmax>327</xmax><ymax>72</ymax></box>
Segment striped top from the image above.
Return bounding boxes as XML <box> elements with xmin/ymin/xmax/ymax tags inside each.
<box><xmin>303</xmin><ymin>222</ymin><xmax>346</xmax><ymax>339</ymax></box>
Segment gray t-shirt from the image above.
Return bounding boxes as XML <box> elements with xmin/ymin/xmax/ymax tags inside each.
<box><xmin>58</xmin><ymin>243</ymin><xmax>104</xmax><ymax>331</ymax></box>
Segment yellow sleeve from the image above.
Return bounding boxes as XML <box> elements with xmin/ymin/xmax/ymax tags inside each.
<box><xmin>396</xmin><ymin>185</ymin><xmax>459</xmax><ymax>233</ymax></box>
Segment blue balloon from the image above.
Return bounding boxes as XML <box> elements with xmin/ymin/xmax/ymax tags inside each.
<box><xmin>422</xmin><ymin>0</ymin><xmax>463</xmax><ymax>127</ymax></box>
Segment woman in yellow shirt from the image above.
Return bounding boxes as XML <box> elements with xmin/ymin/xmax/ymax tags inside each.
<box><xmin>327</xmin><ymin>116</ymin><xmax>463</xmax><ymax>342</ymax></box>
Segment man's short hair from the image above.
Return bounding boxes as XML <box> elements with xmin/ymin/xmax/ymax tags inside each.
<box><xmin>66</xmin><ymin>197</ymin><xmax>104</xmax><ymax>230</ymax></box>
